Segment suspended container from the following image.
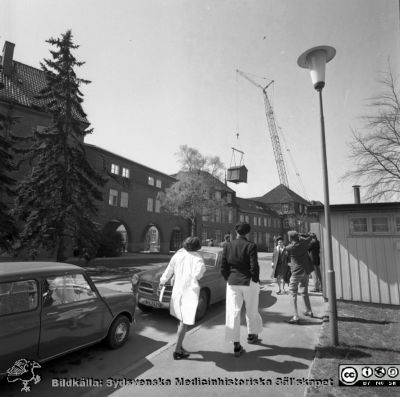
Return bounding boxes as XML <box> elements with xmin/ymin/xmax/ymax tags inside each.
<box><xmin>227</xmin><ymin>147</ymin><xmax>248</xmax><ymax>184</ymax></box>
<box><xmin>227</xmin><ymin>165</ymin><xmax>248</xmax><ymax>183</ymax></box>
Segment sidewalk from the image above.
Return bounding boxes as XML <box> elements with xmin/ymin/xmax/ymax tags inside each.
<box><xmin>102</xmin><ymin>260</ymin><xmax>326</xmax><ymax>397</ymax></box>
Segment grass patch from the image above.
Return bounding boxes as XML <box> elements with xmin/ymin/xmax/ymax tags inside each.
<box><xmin>305</xmin><ymin>301</ymin><xmax>400</xmax><ymax>397</ymax></box>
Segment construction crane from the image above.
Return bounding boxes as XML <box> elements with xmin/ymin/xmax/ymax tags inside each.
<box><xmin>236</xmin><ymin>69</ymin><xmax>290</xmax><ymax>188</ymax></box>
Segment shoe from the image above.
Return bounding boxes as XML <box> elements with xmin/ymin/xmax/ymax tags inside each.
<box><xmin>234</xmin><ymin>345</ymin><xmax>245</xmax><ymax>357</ymax></box>
<box><xmin>276</xmin><ymin>291</ymin><xmax>282</xmax><ymax>295</ymax></box>
<box><xmin>303</xmin><ymin>311</ymin><xmax>314</xmax><ymax>317</ymax></box>
<box><xmin>247</xmin><ymin>334</ymin><xmax>261</xmax><ymax>344</ymax></box>
<box><xmin>287</xmin><ymin>317</ymin><xmax>300</xmax><ymax>324</ymax></box>
<box><xmin>310</xmin><ymin>289</ymin><xmax>320</xmax><ymax>293</ymax></box>
<box><xmin>173</xmin><ymin>350</ymin><xmax>190</xmax><ymax>360</ymax></box>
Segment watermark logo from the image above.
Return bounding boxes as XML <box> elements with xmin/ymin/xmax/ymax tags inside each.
<box><xmin>388</xmin><ymin>367</ymin><xmax>399</xmax><ymax>378</ymax></box>
<box><xmin>361</xmin><ymin>367</ymin><xmax>373</xmax><ymax>378</ymax></box>
<box><xmin>374</xmin><ymin>367</ymin><xmax>386</xmax><ymax>378</ymax></box>
<box><xmin>6</xmin><ymin>359</ymin><xmax>41</xmax><ymax>392</ymax></box>
<box><xmin>340</xmin><ymin>366</ymin><xmax>358</xmax><ymax>385</ymax></box>
<box><xmin>339</xmin><ymin>364</ymin><xmax>400</xmax><ymax>387</ymax></box>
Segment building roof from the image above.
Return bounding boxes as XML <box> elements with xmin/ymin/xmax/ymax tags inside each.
<box><xmin>236</xmin><ymin>197</ymin><xmax>279</xmax><ymax>216</ymax></box>
<box><xmin>0</xmin><ymin>56</ymin><xmax>88</xmax><ymax>124</ymax></box>
<box><xmin>85</xmin><ymin>143</ymin><xmax>178</xmax><ymax>181</ymax></box>
<box><xmin>173</xmin><ymin>170</ymin><xmax>235</xmax><ymax>193</ymax></box>
<box><xmin>308</xmin><ymin>202</ymin><xmax>400</xmax><ymax>213</ymax></box>
<box><xmin>253</xmin><ymin>184</ymin><xmax>310</xmax><ymax>206</ymax></box>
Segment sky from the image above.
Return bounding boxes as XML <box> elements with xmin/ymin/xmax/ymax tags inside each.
<box><xmin>2</xmin><ymin>0</ymin><xmax>399</xmax><ymax>204</ymax></box>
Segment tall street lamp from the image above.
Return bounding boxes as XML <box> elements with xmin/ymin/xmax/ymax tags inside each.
<box><xmin>297</xmin><ymin>45</ymin><xmax>339</xmax><ymax>346</ymax></box>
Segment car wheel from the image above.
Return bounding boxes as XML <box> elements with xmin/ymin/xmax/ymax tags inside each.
<box><xmin>106</xmin><ymin>315</ymin><xmax>130</xmax><ymax>349</ymax></box>
<box><xmin>138</xmin><ymin>302</ymin><xmax>154</xmax><ymax>312</ymax></box>
<box><xmin>195</xmin><ymin>289</ymin><xmax>209</xmax><ymax>321</ymax></box>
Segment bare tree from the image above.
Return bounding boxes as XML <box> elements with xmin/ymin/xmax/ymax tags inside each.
<box><xmin>343</xmin><ymin>68</ymin><xmax>400</xmax><ymax>201</ymax></box>
<box><xmin>176</xmin><ymin>145</ymin><xmax>225</xmax><ymax>180</ymax></box>
<box><xmin>159</xmin><ymin>146</ymin><xmax>226</xmax><ymax>236</ymax></box>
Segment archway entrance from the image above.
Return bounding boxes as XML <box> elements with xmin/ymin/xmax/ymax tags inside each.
<box><xmin>170</xmin><ymin>228</ymin><xmax>183</xmax><ymax>251</ymax></box>
<box><xmin>144</xmin><ymin>225</ymin><xmax>160</xmax><ymax>252</ymax></box>
<box><xmin>103</xmin><ymin>220</ymin><xmax>130</xmax><ymax>253</ymax></box>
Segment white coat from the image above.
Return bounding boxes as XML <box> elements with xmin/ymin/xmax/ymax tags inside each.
<box><xmin>160</xmin><ymin>248</ymin><xmax>206</xmax><ymax>325</ymax></box>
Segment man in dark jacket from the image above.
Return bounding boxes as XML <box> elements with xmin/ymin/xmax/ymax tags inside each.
<box><xmin>221</xmin><ymin>222</ymin><xmax>263</xmax><ymax>357</ymax></box>
<box><xmin>285</xmin><ymin>230</ymin><xmax>314</xmax><ymax>324</ymax></box>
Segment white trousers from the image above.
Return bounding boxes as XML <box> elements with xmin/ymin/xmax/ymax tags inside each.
<box><xmin>225</xmin><ymin>281</ymin><xmax>263</xmax><ymax>342</ymax></box>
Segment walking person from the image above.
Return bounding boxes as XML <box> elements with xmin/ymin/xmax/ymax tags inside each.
<box><xmin>221</xmin><ymin>222</ymin><xmax>263</xmax><ymax>357</ymax></box>
<box><xmin>159</xmin><ymin>236</ymin><xmax>206</xmax><ymax>360</ymax></box>
<box><xmin>285</xmin><ymin>231</ymin><xmax>314</xmax><ymax>324</ymax></box>
<box><xmin>308</xmin><ymin>233</ymin><xmax>322</xmax><ymax>292</ymax></box>
<box><xmin>271</xmin><ymin>236</ymin><xmax>289</xmax><ymax>294</ymax></box>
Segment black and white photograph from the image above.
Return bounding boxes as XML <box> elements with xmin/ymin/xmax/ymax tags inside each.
<box><xmin>1</xmin><ymin>1</ymin><xmax>399</xmax><ymax>396</ymax></box>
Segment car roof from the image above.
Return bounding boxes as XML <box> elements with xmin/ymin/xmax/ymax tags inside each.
<box><xmin>0</xmin><ymin>262</ymin><xmax>84</xmax><ymax>280</ymax></box>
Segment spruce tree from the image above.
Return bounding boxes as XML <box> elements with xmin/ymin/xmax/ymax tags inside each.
<box><xmin>0</xmin><ymin>112</ymin><xmax>18</xmax><ymax>252</ymax></box>
<box><xmin>15</xmin><ymin>30</ymin><xmax>106</xmax><ymax>261</ymax></box>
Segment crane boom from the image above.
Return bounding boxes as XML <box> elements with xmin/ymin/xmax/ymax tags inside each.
<box><xmin>236</xmin><ymin>69</ymin><xmax>290</xmax><ymax>188</ymax></box>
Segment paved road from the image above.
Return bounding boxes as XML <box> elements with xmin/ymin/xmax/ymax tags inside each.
<box><xmin>1</xmin><ymin>283</ymin><xmax>225</xmax><ymax>397</ymax></box>
<box><xmin>1</xmin><ymin>253</ymin><xmax>273</xmax><ymax>397</ymax></box>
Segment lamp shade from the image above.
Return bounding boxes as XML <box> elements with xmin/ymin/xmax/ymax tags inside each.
<box><xmin>297</xmin><ymin>45</ymin><xmax>336</xmax><ymax>90</ymax></box>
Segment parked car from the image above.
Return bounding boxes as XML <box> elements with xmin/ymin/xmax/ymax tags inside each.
<box><xmin>137</xmin><ymin>247</ymin><xmax>226</xmax><ymax>321</ymax></box>
<box><xmin>0</xmin><ymin>262</ymin><xmax>138</xmax><ymax>376</ymax></box>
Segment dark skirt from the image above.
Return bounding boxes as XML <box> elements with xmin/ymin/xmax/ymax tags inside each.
<box><xmin>272</xmin><ymin>260</ymin><xmax>287</xmax><ymax>279</ymax></box>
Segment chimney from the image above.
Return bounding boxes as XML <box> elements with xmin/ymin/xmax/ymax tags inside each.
<box><xmin>352</xmin><ymin>185</ymin><xmax>361</xmax><ymax>204</ymax></box>
<box><xmin>2</xmin><ymin>41</ymin><xmax>15</xmax><ymax>77</ymax></box>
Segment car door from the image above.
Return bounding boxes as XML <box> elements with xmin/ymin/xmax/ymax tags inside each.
<box><xmin>215</xmin><ymin>251</ymin><xmax>226</xmax><ymax>300</ymax></box>
<box><xmin>200</xmin><ymin>251</ymin><xmax>226</xmax><ymax>303</ymax></box>
<box><xmin>39</xmin><ymin>272</ymin><xmax>107</xmax><ymax>360</ymax></box>
<box><xmin>0</xmin><ymin>279</ymin><xmax>41</xmax><ymax>373</ymax></box>
<box><xmin>213</xmin><ymin>252</ymin><xmax>227</xmax><ymax>301</ymax></box>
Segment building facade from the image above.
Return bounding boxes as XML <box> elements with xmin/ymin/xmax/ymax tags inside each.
<box><xmin>235</xmin><ymin>197</ymin><xmax>282</xmax><ymax>251</ymax></box>
<box><xmin>254</xmin><ymin>184</ymin><xmax>311</xmax><ymax>236</ymax></box>
<box><xmin>0</xmin><ymin>39</ymin><xmax>305</xmax><ymax>255</ymax></box>
<box><xmin>309</xmin><ymin>202</ymin><xmax>400</xmax><ymax>306</ymax></box>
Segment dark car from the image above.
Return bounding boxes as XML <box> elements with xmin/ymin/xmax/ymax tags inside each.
<box><xmin>137</xmin><ymin>247</ymin><xmax>226</xmax><ymax>321</ymax></box>
<box><xmin>0</xmin><ymin>262</ymin><xmax>138</xmax><ymax>375</ymax></box>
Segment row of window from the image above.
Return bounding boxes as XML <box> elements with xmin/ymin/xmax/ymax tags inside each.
<box><xmin>349</xmin><ymin>215</ymin><xmax>400</xmax><ymax>234</ymax></box>
<box><xmin>239</xmin><ymin>214</ymin><xmax>280</xmax><ymax>229</ymax></box>
<box><xmin>147</xmin><ymin>198</ymin><xmax>161</xmax><ymax>213</ymax></box>
<box><xmin>148</xmin><ymin>176</ymin><xmax>162</xmax><ymax>188</ymax></box>
<box><xmin>109</xmin><ymin>189</ymin><xmax>128</xmax><ymax>207</ymax></box>
<box><xmin>201</xmin><ymin>229</ymin><xmax>271</xmax><ymax>246</ymax></box>
<box><xmin>109</xmin><ymin>188</ymin><xmax>163</xmax><ymax>213</ymax></box>
<box><xmin>215</xmin><ymin>191</ymin><xmax>233</xmax><ymax>203</ymax></box>
<box><xmin>111</xmin><ymin>163</ymin><xmax>130</xmax><ymax>178</ymax></box>
<box><xmin>202</xmin><ymin>209</ymin><xmax>234</xmax><ymax>224</ymax></box>
<box><xmin>110</xmin><ymin>164</ymin><xmax>163</xmax><ymax>189</ymax></box>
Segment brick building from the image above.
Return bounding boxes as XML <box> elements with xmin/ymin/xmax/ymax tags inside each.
<box><xmin>236</xmin><ymin>197</ymin><xmax>282</xmax><ymax>251</ymax></box>
<box><xmin>85</xmin><ymin>144</ymin><xmax>189</xmax><ymax>253</ymax></box>
<box><xmin>254</xmin><ymin>184</ymin><xmax>311</xmax><ymax>235</ymax></box>
<box><xmin>0</xmin><ymin>39</ymin><xmax>305</xmax><ymax>255</ymax></box>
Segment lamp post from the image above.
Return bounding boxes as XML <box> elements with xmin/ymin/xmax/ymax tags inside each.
<box><xmin>297</xmin><ymin>45</ymin><xmax>339</xmax><ymax>346</ymax></box>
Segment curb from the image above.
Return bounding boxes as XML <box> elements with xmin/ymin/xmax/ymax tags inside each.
<box><xmin>303</xmin><ymin>298</ymin><xmax>331</xmax><ymax>397</ymax></box>
<box><xmin>81</xmin><ymin>310</ymin><xmax>223</xmax><ymax>397</ymax></box>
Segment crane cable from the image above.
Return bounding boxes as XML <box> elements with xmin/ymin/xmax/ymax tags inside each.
<box><xmin>232</xmin><ymin>70</ymin><xmax>244</xmax><ymax>168</ymax></box>
<box><xmin>236</xmin><ymin>69</ymin><xmax>309</xmax><ymax>199</ymax></box>
<box><xmin>266</xmin><ymin>79</ymin><xmax>309</xmax><ymax>199</ymax></box>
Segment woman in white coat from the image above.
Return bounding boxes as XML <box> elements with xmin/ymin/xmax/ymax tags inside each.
<box><xmin>159</xmin><ymin>236</ymin><xmax>206</xmax><ymax>360</ymax></box>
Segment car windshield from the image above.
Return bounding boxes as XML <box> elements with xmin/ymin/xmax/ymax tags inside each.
<box><xmin>199</xmin><ymin>251</ymin><xmax>217</xmax><ymax>267</ymax></box>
